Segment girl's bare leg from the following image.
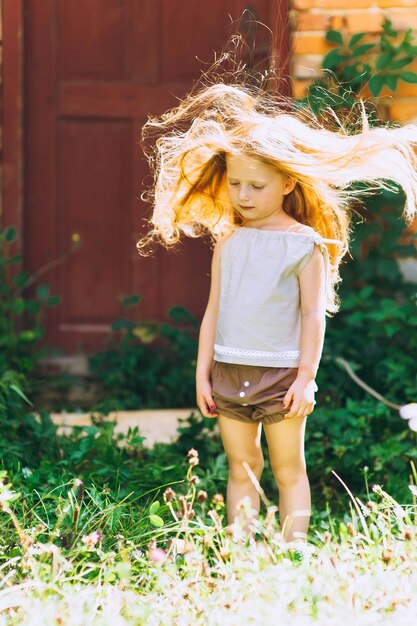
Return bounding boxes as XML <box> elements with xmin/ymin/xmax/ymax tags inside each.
<box><xmin>263</xmin><ymin>416</ymin><xmax>311</xmax><ymax>543</ymax></box>
<box><xmin>218</xmin><ymin>415</ymin><xmax>264</xmax><ymax>529</ymax></box>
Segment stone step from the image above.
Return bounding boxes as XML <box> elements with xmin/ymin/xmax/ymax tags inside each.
<box><xmin>49</xmin><ymin>408</ymin><xmax>201</xmax><ymax>448</ymax></box>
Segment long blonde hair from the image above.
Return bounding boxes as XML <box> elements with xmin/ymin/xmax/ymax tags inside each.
<box><xmin>139</xmin><ymin>82</ymin><xmax>417</xmax><ymax>312</ymax></box>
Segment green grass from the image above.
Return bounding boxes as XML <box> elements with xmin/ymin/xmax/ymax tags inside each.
<box><xmin>0</xmin><ymin>450</ymin><xmax>416</xmax><ymax>624</ymax></box>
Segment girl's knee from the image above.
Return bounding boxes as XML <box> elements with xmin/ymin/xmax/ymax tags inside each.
<box><xmin>272</xmin><ymin>462</ymin><xmax>307</xmax><ymax>487</ymax></box>
<box><xmin>228</xmin><ymin>455</ymin><xmax>264</xmax><ymax>482</ymax></box>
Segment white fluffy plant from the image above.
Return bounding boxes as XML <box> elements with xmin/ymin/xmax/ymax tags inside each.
<box><xmin>399</xmin><ymin>403</ymin><xmax>417</xmax><ymax>432</ymax></box>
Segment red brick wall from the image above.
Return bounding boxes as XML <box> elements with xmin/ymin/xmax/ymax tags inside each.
<box><xmin>290</xmin><ymin>0</ymin><xmax>417</xmax><ymax>122</ymax></box>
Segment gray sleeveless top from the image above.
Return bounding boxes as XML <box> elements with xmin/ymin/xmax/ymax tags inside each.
<box><xmin>214</xmin><ymin>226</ymin><xmax>342</xmax><ymax>367</ymax></box>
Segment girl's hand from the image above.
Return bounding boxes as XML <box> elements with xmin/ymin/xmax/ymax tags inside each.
<box><xmin>196</xmin><ymin>378</ymin><xmax>219</xmax><ymax>418</ymax></box>
<box><xmin>283</xmin><ymin>378</ymin><xmax>317</xmax><ymax>420</ymax></box>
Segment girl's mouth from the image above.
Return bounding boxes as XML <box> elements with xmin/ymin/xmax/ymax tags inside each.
<box><xmin>239</xmin><ymin>205</ymin><xmax>255</xmax><ymax>210</ymax></box>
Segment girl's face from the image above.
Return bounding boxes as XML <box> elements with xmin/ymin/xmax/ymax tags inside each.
<box><xmin>226</xmin><ymin>154</ymin><xmax>295</xmax><ymax>226</ymax></box>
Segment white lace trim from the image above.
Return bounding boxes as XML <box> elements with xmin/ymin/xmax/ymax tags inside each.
<box><xmin>214</xmin><ymin>344</ymin><xmax>300</xmax><ymax>360</ymax></box>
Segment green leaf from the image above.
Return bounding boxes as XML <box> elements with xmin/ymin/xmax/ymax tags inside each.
<box><xmin>322</xmin><ymin>49</ymin><xmax>347</xmax><ymax>70</ymax></box>
<box><xmin>403</xmin><ymin>27</ymin><xmax>414</xmax><ymax>45</ymax></box>
<box><xmin>342</xmin><ymin>64</ymin><xmax>359</xmax><ymax>80</ymax></box>
<box><xmin>359</xmin><ymin>286</ymin><xmax>374</xmax><ymax>299</ymax></box>
<box><xmin>404</xmin><ymin>44</ymin><xmax>417</xmax><ymax>55</ymax></box>
<box><xmin>18</xmin><ymin>330</ymin><xmax>37</xmax><ymax>343</ymax></box>
<box><xmin>376</xmin><ymin>51</ymin><xmax>394</xmax><ymax>71</ymax></box>
<box><xmin>325</xmin><ymin>29</ymin><xmax>344</xmax><ymax>45</ymax></box>
<box><xmin>385</xmin><ymin>323</ymin><xmax>399</xmax><ymax>338</ymax></box>
<box><xmin>385</xmin><ymin>75</ymin><xmax>399</xmax><ymax>92</ymax></box>
<box><xmin>168</xmin><ymin>306</ymin><xmax>197</xmax><ymax>324</ymax></box>
<box><xmin>352</xmin><ymin>44</ymin><xmax>375</xmax><ymax>57</ymax></box>
<box><xmin>25</xmin><ymin>300</ymin><xmax>41</xmax><ymax>315</ymax></box>
<box><xmin>46</xmin><ymin>295</ymin><xmax>61</xmax><ymax>307</ymax></box>
<box><xmin>11</xmin><ymin>298</ymin><xmax>26</xmax><ymax>315</ymax></box>
<box><xmin>4</xmin><ymin>254</ymin><xmax>22</xmax><ymax>266</ymax></box>
<box><xmin>400</xmin><ymin>70</ymin><xmax>417</xmax><ymax>83</ymax></box>
<box><xmin>36</xmin><ymin>284</ymin><xmax>50</xmax><ymax>299</ymax></box>
<box><xmin>149</xmin><ymin>514</ymin><xmax>164</xmax><ymax>527</ymax></box>
<box><xmin>111</xmin><ymin>317</ymin><xmax>136</xmax><ymax>332</ymax></box>
<box><xmin>121</xmin><ymin>293</ymin><xmax>141</xmax><ymax>309</ymax></box>
<box><xmin>382</xmin><ymin>18</ymin><xmax>397</xmax><ymax>38</ymax></box>
<box><xmin>389</xmin><ymin>57</ymin><xmax>413</xmax><ymax>70</ymax></box>
<box><xmin>369</xmin><ymin>74</ymin><xmax>385</xmax><ymax>96</ymax></box>
<box><xmin>348</xmin><ymin>33</ymin><xmax>365</xmax><ymax>48</ymax></box>
<box><xmin>13</xmin><ymin>271</ymin><xmax>30</xmax><ymax>288</ymax></box>
<box><xmin>132</xmin><ymin>321</ymin><xmax>160</xmax><ymax>344</ymax></box>
<box><xmin>397</xmin><ymin>244</ymin><xmax>417</xmax><ymax>256</ymax></box>
<box><xmin>4</xmin><ymin>226</ymin><xmax>17</xmax><ymax>242</ymax></box>
<box><xmin>149</xmin><ymin>501</ymin><xmax>160</xmax><ymax>515</ymax></box>
<box><xmin>10</xmin><ymin>384</ymin><xmax>33</xmax><ymax>406</ymax></box>
<box><xmin>380</xmin><ymin>37</ymin><xmax>395</xmax><ymax>53</ymax></box>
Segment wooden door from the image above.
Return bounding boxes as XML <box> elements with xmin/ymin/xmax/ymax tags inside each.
<box><xmin>24</xmin><ymin>0</ymin><xmax>289</xmax><ymax>353</ymax></box>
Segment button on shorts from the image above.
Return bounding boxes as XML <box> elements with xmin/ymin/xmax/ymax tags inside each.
<box><xmin>211</xmin><ymin>361</ymin><xmax>299</xmax><ymax>425</ymax></box>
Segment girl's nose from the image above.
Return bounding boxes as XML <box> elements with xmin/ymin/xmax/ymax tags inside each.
<box><xmin>239</xmin><ymin>186</ymin><xmax>250</xmax><ymax>200</ymax></box>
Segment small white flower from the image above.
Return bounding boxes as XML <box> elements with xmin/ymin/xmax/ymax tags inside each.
<box><xmin>22</xmin><ymin>467</ymin><xmax>33</xmax><ymax>478</ymax></box>
<box><xmin>393</xmin><ymin>506</ymin><xmax>406</xmax><ymax>518</ymax></box>
<box><xmin>399</xmin><ymin>403</ymin><xmax>417</xmax><ymax>420</ymax></box>
<box><xmin>82</xmin><ymin>530</ymin><xmax>103</xmax><ymax>548</ymax></box>
<box><xmin>131</xmin><ymin>549</ymin><xmax>144</xmax><ymax>560</ymax></box>
<box><xmin>408</xmin><ymin>416</ymin><xmax>417</xmax><ymax>432</ymax></box>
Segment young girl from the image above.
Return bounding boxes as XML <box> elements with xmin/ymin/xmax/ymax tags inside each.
<box><xmin>139</xmin><ymin>82</ymin><xmax>417</xmax><ymax>543</ymax></box>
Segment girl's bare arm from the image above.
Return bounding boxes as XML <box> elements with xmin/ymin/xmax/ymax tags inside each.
<box><xmin>195</xmin><ymin>238</ymin><xmax>223</xmax><ymax>417</ymax></box>
<box><xmin>298</xmin><ymin>244</ymin><xmax>327</xmax><ymax>381</ymax></box>
<box><xmin>284</xmin><ymin>245</ymin><xmax>327</xmax><ymax>419</ymax></box>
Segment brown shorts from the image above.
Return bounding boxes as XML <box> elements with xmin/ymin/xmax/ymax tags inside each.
<box><xmin>211</xmin><ymin>361</ymin><xmax>299</xmax><ymax>425</ymax></box>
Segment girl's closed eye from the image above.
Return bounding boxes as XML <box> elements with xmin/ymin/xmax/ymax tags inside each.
<box><xmin>227</xmin><ymin>180</ymin><xmax>265</xmax><ymax>190</ymax></box>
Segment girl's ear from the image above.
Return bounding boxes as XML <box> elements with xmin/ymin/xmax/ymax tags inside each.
<box><xmin>283</xmin><ymin>177</ymin><xmax>297</xmax><ymax>195</ymax></box>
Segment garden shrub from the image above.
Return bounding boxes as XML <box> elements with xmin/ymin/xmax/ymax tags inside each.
<box><xmin>89</xmin><ymin>299</ymin><xmax>199</xmax><ymax>411</ymax></box>
<box><xmin>0</xmin><ymin>226</ymin><xmax>61</xmax><ymax>376</ymax></box>
<box><xmin>298</xmin><ymin>17</ymin><xmax>417</xmax><ymax>116</ymax></box>
<box><xmin>0</xmin><ymin>225</ymin><xmax>62</xmax><ymax>418</ymax></box>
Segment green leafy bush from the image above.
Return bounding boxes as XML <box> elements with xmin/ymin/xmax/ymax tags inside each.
<box><xmin>321</xmin><ymin>186</ymin><xmax>417</xmax><ymax>403</ymax></box>
<box><xmin>89</xmin><ymin>297</ymin><xmax>199</xmax><ymax>411</ymax></box>
<box><xmin>0</xmin><ymin>226</ymin><xmax>60</xmax><ymax>374</ymax></box>
<box><xmin>0</xmin><ymin>225</ymin><xmax>62</xmax><ymax>419</ymax></box>
<box><xmin>298</xmin><ymin>17</ymin><xmax>417</xmax><ymax>117</ymax></box>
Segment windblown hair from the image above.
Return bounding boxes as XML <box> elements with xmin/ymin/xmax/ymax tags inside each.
<box><xmin>139</xmin><ymin>82</ymin><xmax>417</xmax><ymax>313</ymax></box>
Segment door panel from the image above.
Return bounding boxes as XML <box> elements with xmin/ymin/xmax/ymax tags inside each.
<box><xmin>58</xmin><ymin>0</ymin><xmax>128</xmax><ymax>79</ymax></box>
<box><xmin>24</xmin><ymin>0</ymin><xmax>289</xmax><ymax>352</ymax></box>
<box><xmin>59</xmin><ymin>119</ymin><xmax>132</xmax><ymax>322</ymax></box>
